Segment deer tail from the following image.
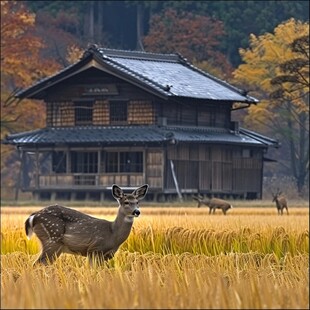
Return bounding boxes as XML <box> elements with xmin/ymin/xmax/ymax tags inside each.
<box><xmin>25</xmin><ymin>214</ymin><xmax>35</xmax><ymax>240</ymax></box>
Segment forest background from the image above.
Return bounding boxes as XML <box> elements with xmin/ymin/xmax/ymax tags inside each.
<box><xmin>1</xmin><ymin>1</ymin><xmax>309</xmax><ymax>200</ymax></box>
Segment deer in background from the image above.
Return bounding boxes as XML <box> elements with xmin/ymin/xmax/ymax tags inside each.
<box><xmin>193</xmin><ymin>195</ymin><xmax>233</xmax><ymax>215</ymax></box>
<box><xmin>272</xmin><ymin>189</ymin><xmax>288</xmax><ymax>215</ymax></box>
<box><xmin>25</xmin><ymin>184</ymin><xmax>148</xmax><ymax>265</ymax></box>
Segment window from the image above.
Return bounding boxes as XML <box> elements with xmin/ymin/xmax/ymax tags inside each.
<box><xmin>71</xmin><ymin>151</ymin><xmax>98</xmax><ymax>173</ymax></box>
<box><xmin>105</xmin><ymin>152</ymin><xmax>143</xmax><ymax>173</ymax></box>
<box><xmin>75</xmin><ymin>101</ymin><xmax>93</xmax><ymax>125</ymax></box>
<box><xmin>110</xmin><ymin>101</ymin><xmax>127</xmax><ymax>124</ymax></box>
<box><xmin>242</xmin><ymin>149</ymin><xmax>253</xmax><ymax>158</ymax></box>
<box><xmin>52</xmin><ymin>151</ymin><xmax>67</xmax><ymax>173</ymax></box>
<box><xmin>120</xmin><ymin>152</ymin><xmax>143</xmax><ymax>172</ymax></box>
<box><xmin>106</xmin><ymin>152</ymin><xmax>118</xmax><ymax>173</ymax></box>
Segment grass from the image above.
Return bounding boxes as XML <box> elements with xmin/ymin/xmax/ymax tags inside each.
<box><xmin>1</xmin><ymin>204</ymin><xmax>309</xmax><ymax>309</ymax></box>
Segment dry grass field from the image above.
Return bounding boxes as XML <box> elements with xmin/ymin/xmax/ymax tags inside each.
<box><xmin>1</xmin><ymin>201</ymin><xmax>309</xmax><ymax>309</ymax></box>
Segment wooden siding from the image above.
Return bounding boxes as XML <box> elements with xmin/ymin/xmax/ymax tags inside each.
<box><xmin>146</xmin><ymin>150</ymin><xmax>164</xmax><ymax>189</ymax></box>
<box><xmin>128</xmin><ymin>101</ymin><xmax>155</xmax><ymax>125</ymax></box>
<box><xmin>93</xmin><ymin>100</ymin><xmax>109</xmax><ymax>125</ymax></box>
<box><xmin>47</xmin><ymin>100</ymin><xmax>155</xmax><ymax>127</ymax></box>
<box><xmin>166</xmin><ymin>144</ymin><xmax>263</xmax><ymax>194</ymax></box>
<box><xmin>161</xmin><ymin>102</ymin><xmax>231</xmax><ymax>128</ymax></box>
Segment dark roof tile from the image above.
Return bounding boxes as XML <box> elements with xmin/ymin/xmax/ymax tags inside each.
<box><xmin>3</xmin><ymin>126</ymin><xmax>278</xmax><ymax>148</ymax></box>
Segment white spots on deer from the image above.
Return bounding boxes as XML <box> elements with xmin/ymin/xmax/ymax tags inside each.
<box><xmin>40</xmin><ymin>223</ymin><xmax>51</xmax><ymax>239</ymax></box>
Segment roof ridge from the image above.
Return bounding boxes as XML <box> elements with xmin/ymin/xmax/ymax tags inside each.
<box><xmin>86</xmin><ymin>45</ymin><xmax>179</xmax><ymax>62</ymax></box>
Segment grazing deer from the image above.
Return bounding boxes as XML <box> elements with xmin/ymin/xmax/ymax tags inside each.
<box><xmin>272</xmin><ymin>189</ymin><xmax>288</xmax><ymax>215</ymax></box>
<box><xmin>193</xmin><ymin>195</ymin><xmax>233</xmax><ymax>215</ymax></box>
<box><xmin>25</xmin><ymin>184</ymin><xmax>148</xmax><ymax>265</ymax></box>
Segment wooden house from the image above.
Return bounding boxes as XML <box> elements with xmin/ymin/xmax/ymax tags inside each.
<box><xmin>3</xmin><ymin>46</ymin><xmax>278</xmax><ymax>201</ymax></box>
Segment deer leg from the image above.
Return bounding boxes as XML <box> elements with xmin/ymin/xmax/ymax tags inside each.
<box><xmin>88</xmin><ymin>250</ymin><xmax>115</xmax><ymax>267</ymax></box>
<box><xmin>209</xmin><ymin>207</ymin><xmax>212</xmax><ymax>214</ymax></box>
<box><xmin>34</xmin><ymin>242</ymin><xmax>63</xmax><ymax>265</ymax></box>
<box><xmin>222</xmin><ymin>209</ymin><xmax>226</xmax><ymax>215</ymax></box>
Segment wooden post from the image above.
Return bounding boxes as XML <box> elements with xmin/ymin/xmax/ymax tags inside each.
<box><xmin>169</xmin><ymin>160</ymin><xmax>183</xmax><ymax>202</ymax></box>
<box><xmin>14</xmin><ymin>148</ymin><xmax>23</xmax><ymax>201</ymax></box>
<box><xmin>35</xmin><ymin>149</ymin><xmax>39</xmax><ymax>190</ymax></box>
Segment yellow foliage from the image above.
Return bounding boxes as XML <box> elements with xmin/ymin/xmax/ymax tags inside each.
<box><xmin>66</xmin><ymin>45</ymin><xmax>84</xmax><ymax>64</ymax></box>
<box><xmin>233</xmin><ymin>18</ymin><xmax>309</xmax><ymax>127</ymax></box>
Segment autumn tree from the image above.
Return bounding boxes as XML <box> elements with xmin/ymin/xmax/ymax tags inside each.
<box><xmin>34</xmin><ymin>9</ymin><xmax>82</xmax><ymax>67</ymax></box>
<box><xmin>1</xmin><ymin>1</ymin><xmax>60</xmax><ymax>197</ymax></box>
<box><xmin>233</xmin><ymin>19</ymin><xmax>309</xmax><ymax>195</ymax></box>
<box><xmin>270</xmin><ymin>35</ymin><xmax>309</xmax><ymax>112</ymax></box>
<box><xmin>143</xmin><ymin>8</ymin><xmax>233</xmax><ymax>78</ymax></box>
<box><xmin>1</xmin><ymin>1</ymin><xmax>60</xmax><ymax>131</ymax></box>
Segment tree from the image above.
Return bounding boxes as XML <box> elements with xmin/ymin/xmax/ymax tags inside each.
<box><xmin>270</xmin><ymin>35</ymin><xmax>309</xmax><ymax>112</ymax></box>
<box><xmin>1</xmin><ymin>1</ymin><xmax>60</xmax><ymax>197</ymax></box>
<box><xmin>143</xmin><ymin>8</ymin><xmax>232</xmax><ymax>77</ymax></box>
<box><xmin>25</xmin><ymin>1</ymin><xmax>309</xmax><ymax>68</ymax></box>
<box><xmin>1</xmin><ymin>1</ymin><xmax>60</xmax><ymax>132</ymax></box>
<box><xmin>233</xmin><ymin>18</ymin><xmax>309</xmax><ymax>195</ymax></box>
<box><xmin>34</xmin><ymin>9</ymin><xmax>82</xmax><ymax>67</ymax></box>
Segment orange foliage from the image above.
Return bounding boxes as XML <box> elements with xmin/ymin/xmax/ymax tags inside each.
<box><xmin>66</xmin><ymin>45</ymin><xmax>84</xmax><ymax>64</ymax></box>
<box><xmin>1</xmin><ymin>1</ymin><xmax>60</xmax><ymax>195</ymax></box>
<box><xmin>1</xmin><ymin>1</ymin><xmax>60</xmax><ymax>133</ymax></box>
<box><xmin>1</xmin><ymin>1</ymin><xmax>60</xmax><ymax>88</ymax></box>
<box><xmin>143</xmin><ymin>9</ymin><xmax>232</xmax><ymax>78</ymax></box>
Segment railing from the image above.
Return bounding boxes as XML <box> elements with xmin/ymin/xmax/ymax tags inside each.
<box><xmin>37</xmin><ymin>173</ymin><xmax>144</xmax><ymax>189</ymax></box>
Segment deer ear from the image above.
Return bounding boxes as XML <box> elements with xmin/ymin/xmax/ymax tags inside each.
<box><xmin>112</xmin><ymin>185</ymin><xmax>124</xmax><ymax>199</ymax></box>
<box><xmin>132</xmin><ymin>184</ymin><xmax>149</xmax><ymax>200</ymax></box>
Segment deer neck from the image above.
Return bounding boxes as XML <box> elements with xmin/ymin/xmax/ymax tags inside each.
<box><xmin>111</xmin><ymin>210</ymin><xmax>134</xmax><ymax>245</ymax></box>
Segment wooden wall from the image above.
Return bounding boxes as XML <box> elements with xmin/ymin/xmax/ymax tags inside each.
<box><xmin>46</xmin><ymin>100</ymin><xmax>155</xmax><ymax>127</ymax></box>
<box><xmin>20</xmin><ymin>144</ymin><xmax>264</xmax><ymax>199</ymax></box>
<box><xmin>165</xmin><ymin>144</ymin><xmax>263</xmax><ymax>196</ymax></box>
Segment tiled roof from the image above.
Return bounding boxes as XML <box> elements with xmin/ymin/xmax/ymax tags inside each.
<box><xmin>95</xmin><ymin>48</ymin><xmax>257</xmax><ymax>101</ymax></box>
<box><xmin>16</xmin><ymin>46</ymin><xmax>258</xmax><ymax>103</ymax></box>
<box><xmin>2</xmin><ymin>126</ymin><xmax>278</xmax><ymax>148</ymax></box>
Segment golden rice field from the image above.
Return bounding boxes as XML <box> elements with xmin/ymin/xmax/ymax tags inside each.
<box><xmin>1</xmin><ymin>202</ymin><xmax>309</xmax><ymax>309</ymax></box>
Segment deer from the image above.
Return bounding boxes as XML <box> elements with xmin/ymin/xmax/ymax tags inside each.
<box><xmin>193</xmin><ymin>195</ymin><xmax>233</xmax><ymax>215</ymax></box>
<box><xmin>272</xmin><ymin>189</ymin><xmax>288</xmax><ymax>215</ymax></box>
<box><xmin>25</xmin><ymin>184</ymin><xmax>148</xmax><ymax>265</ymax></box>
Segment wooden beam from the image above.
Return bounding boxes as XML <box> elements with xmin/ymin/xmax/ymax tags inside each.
<box><xmin>169</xmin><ymin>160</ymin><xmax>183</xmax><ymax>202</ymax></box>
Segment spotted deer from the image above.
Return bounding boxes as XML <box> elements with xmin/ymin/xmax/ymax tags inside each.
<box><xmin>272</xmin><ymin>189</ymin><xmax>288</xmax><ymax>215</ymax></box>
<box><xmin>25</xmin><ymin>184</ymin><xmax>148</xmax><ymax>265</ymax></box>
<box><xmin>193</xmin><ymin>196</ymin><xmax>233</xmax><ymax>215</ymax></box>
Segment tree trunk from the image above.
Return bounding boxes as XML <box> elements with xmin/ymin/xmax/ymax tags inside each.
<box><xmin>296</xmin><ymin>111</ymin><xmax>308</xmax><ymax>194</ymax></box>
<box><xmin>136</xmin><ymin>4</ymin><xmax>144</xmax><ymax>51</ymax></box>
<box><xmin>97</xmin><ymin>1</ymin><xmax>104</xmax><ymax>44</ymax></box>
<box><xmin>89</xmin><ymin>1</ymin><xmax>95</xmax><ymax>43</ymax></box>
